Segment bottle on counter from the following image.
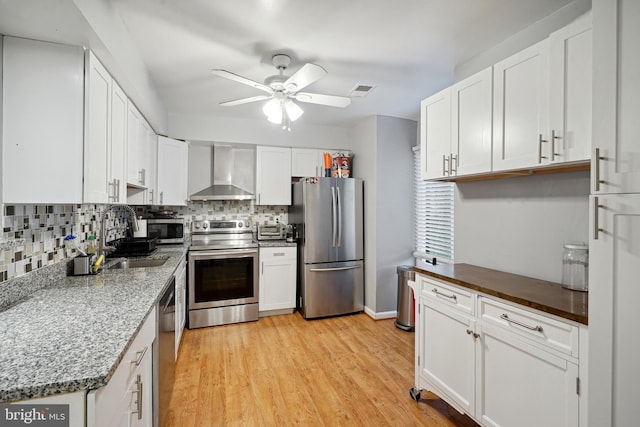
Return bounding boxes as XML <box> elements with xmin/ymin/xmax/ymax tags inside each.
<box><xmin>86</xmin><ymin>235</ymin><xmax>96</xmax><ymax>256</ymax></box>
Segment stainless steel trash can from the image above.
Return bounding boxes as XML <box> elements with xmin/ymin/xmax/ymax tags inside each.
<box><xmin>395</xmin><ymin>266</ymin><xmax>415</xmax><ymax>331</ymax></box>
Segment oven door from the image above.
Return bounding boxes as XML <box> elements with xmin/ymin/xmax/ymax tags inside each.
<box><xmin>188</xmin><ymin>249</ymin><xmax>259</xmax><ymax>310</ymax></box>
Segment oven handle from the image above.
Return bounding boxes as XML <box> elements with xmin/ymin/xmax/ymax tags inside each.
<box><xmin>189</xmin><ymin>249</ymin><xmax>258</xmax><ymax>259</ymax></box>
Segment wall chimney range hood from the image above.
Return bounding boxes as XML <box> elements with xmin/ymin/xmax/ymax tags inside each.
<box><xmin>189</xmin><ymin>144</ymin><xmax>256</xmax><ymax>201</ymax></box>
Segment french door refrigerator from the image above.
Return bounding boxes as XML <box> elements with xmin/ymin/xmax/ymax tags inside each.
<box><xmin>290</xmin><ymin>177</ymin><xmax>364</xmax><ymax>319</ymax></box>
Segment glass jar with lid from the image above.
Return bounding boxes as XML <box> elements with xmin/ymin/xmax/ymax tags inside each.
<box><xmin>562</xmin><ymin>243</ymin><xmax>589</xmax><ymax>291</ymax></box>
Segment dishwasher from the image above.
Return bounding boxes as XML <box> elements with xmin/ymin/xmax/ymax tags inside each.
<box><xmin>154</xmin><ymin>276</ymin><xmax>175</xmax><ymax>427</ymax></box>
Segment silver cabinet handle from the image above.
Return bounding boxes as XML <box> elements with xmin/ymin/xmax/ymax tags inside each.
<box><xmin>442</xmin><ymin>155</ymin><xmax>449</xmax><ymax>176</ymax></box>
<box><xmin>551</xmin><ymin>130</ymin><xmax>560</xmax><ymax>161</ymax></box>
<box><xmin>432</xmin><ymin>288</ymin><xmax>457</xmax><ymax>301</ymax></box>
<box><xmin>538</xmin><ymin>134</ymin><xmax>548</xmax><ymax>164</ymax></box>
<box><xmin>149</xmin><ymin>189</ymin><xmax>154</xmax><ymax>204</ymax></box>
<box><xmin>500</xmin><ymin>314</ymin><xmax>543</xmax><ymax>332</ymax></box>
<box><xmin>594</xmin><ymin>148</ymin><xmax>605</xmax><ymax>192</ymax></box>
<box><xmin>593</xmin><ymin>196</ymin><xmax>603</xmax><ymax>240</ymax></box>
<box><xmin>130</xmin><ymin>346</ymin><xmax>148</xmax><ymax>366</ymax></box>
<box><xmin>131</xmin><ymin>374</ymin><xmax>143</xmax><ymax>420</ymax></box>
<box><xmin>273</xmin><ymin>252</ymin><xmax>285</xmax><ymax>256</ymax></box>
<box><xmin>450</xmin><ymin>154</ymin><xmax>457</xmax><ymax>175</ymax></box>
<box><xmin>160</xmin><ymin>191</ymin><xmax>164</xmax><ymax>205</ymax></box>
<box><xmin>116</xmin><ymin>179</ymin><xmax>121</xmax><ymax>203</ymax></box>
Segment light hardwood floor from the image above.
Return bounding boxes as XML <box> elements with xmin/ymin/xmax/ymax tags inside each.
<box><xmin>166</xmin><ymin>312</ymin><xmax>478</xmax><ymax>426</ymax></box>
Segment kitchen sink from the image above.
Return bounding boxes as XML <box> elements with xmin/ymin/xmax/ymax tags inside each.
<box><xmin>107</xmin><ymin>256</ymin><xmax>170</xmax><ymax>270</ymax></box>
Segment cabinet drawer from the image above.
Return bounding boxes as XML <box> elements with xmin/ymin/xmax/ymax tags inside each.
<box><xmin>260</xmin><ymin>247</ymin><xmax>296</xmax><ymax>260</ymax></box>
<box><xmin>420</xmin><ymin>276</ymin><xmax>475</xmax><ymax>315</ymax></box>
<box><xmin>480</xmin><ymin>297</ymin><xmax>578</xmax><ymax>357</ymax></box>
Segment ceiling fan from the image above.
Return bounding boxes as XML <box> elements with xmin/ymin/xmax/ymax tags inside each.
<box><xmin>212</xmin><ymin>54</ymin><xmax>351</xmax><ymax>130</ymax></box>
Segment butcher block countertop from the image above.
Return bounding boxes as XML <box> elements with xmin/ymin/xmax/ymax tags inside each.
<box><xmin>414</xmin><ymin>263</ymin><xmax>588</xmax><ymax>325</ymax></box>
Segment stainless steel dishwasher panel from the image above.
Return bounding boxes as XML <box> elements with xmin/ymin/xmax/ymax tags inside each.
<box><xmin>155</xmin><ymin>277</ymin><xmax>175</xmax><ymax>427</ymax></box>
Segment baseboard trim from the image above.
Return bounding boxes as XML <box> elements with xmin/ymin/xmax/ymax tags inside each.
<box><xmin>364</xmin><ymin>306</ymin><xmax>397</xmax><ymax>320</ymax></box>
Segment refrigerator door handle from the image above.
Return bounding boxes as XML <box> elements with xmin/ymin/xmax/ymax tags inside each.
<box><xmin>331</xmin><ymin>186</ymin><xmax>337</xmax><ymax>247</ymax></box>
<box><xmin>336</xmin><ymin>186</ymin><xmax>342</xmax><ymax>247</ymax></box>
<box><xmin>309</xmin><ymin>265</ymin><xmax>361</xmax><ymax>272</ymax></box>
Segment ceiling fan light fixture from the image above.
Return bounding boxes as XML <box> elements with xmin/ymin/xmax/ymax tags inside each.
<box><xmin>285</xmin><ymin>100</ymin><xmax>304</xmax><ymax>121</ymax></box>
<box><xmin>263</xmin><ymin>97</ymin><xmax>282</xmax><ymax>124</ymax></box>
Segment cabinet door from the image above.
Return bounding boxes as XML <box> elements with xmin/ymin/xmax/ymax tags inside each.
<box><xmin>420</xmin><ymin>88</ymin><xmax>451</xmax><ymax>179</ymax></box>
<box><xmin>110</xmin><ymin>82</ymin><xmax>128</xmax><ymax>204</ymax></box>
<box><xmin>592</xmin><ymin>0</ymin><xmax>640</xmax><ymax>194</ymax></box>
<box><xmin>589</xmin><ymin>193</ymin><xmax>640</xmax><ymax>426</ymax></box>
<box><xmin>259</xmin><ymin>247</ymin><xmax>297</xmax><ymax>312</ymax></box>
<box><xmin>127</xmin><ymin>101</ymin><xmax>144</xmax><ymax>186</ymax></box>
<box><xmin>256</xmin><ymin>146</ymin><xmax>292</xmax><ymax>205</ymax></box>
<box><xmin>451</xmin><ymin>67</ymin><xmax>493</xmax><ymax>176</ymax></box>
<box><xmin>157</xmin><ymin>136</ymin><xmax>188</xmax><ymax>206</ymax></box>
<box><xmin>549</xmin><ymin>13</ymin><xmax>592</xmax><ymax>164</ymax></box>
<box><xmin>478</xmin><ymin>323</ymin><xmax>579</xmax><ymax>427</ymax></box>
<box><xmin>291</xmin><ymin>148</ymin><xmax>321</xmax><ymax>177</ymax></box>
<box><xmin>2</xmin><ymin>37</ymin><xmax>84</xmax><ymax>204</ymax></box>
<box><xmin>419</xmin><ymin>299</ymin><xmax>476</xmax><ymax>415</ymax></box>
<box><xmin>175</xmin><ymin>261</ymin><xmax>187</xmax><ymax>358</ymax></box>
<box><xmin>493</xmin><ymin>39</ymin><xmax>549</xmax><ymax>171</ymax></box>
<box><xmin>83</xmin><ymin>51</ymin><xmax>111</xmax><ymax>204</ymax></box>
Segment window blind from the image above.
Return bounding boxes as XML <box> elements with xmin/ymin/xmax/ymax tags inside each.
<box><xmin>413</xmin><ymin>146</ymin><xmax>454</xmax><ymax>264</ymax></box>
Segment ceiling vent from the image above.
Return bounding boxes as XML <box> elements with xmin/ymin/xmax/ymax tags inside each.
<box><xmin>348</xmin><ymin>84</ymin><xmax>375</xmax><ymax>97</ymax></box>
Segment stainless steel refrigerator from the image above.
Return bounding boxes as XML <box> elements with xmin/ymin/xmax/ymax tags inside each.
<box><xmin>290</xmin><ymin>178</ymin><xmax>364</xmax><ymax>319</ymax></box>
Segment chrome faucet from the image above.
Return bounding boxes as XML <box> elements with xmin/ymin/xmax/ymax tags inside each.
<box><xmin>98</xmin><ymin>205</ymin><xmax>140</xmax><ymax>257</ymax></box>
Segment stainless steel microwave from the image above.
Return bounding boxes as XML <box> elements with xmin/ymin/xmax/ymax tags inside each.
<box><xmin>147</xmin><ymin>218</ymin><xmax>185</xmax><ymax>244</ymax></box>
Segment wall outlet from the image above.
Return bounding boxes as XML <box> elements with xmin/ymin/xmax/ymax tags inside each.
<box><xmin>275</xmin><ymin>217</ymin><xmax>280</xmax><ymax>223</ymax></box>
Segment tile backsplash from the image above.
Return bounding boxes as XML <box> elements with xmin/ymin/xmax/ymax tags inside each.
<box><xmin>1</xmin><ymin>201</ymin><xmax>286</xmax><ymax>282</ymax></box>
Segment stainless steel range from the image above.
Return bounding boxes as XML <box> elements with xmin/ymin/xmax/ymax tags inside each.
<box><xmin>188</xmin><ymin>219</ymin><xmax>259</xmax><ymax>329</ymax></box>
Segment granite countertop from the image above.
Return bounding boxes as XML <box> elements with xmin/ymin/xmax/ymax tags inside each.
<box><xmin>0</xmin><ymin>246</ymin><xmax>187</xmax><ymax>403</ymax></box>
<box><xmin>414</xmin><ymin>263</ymin><xmax>588</xmax><ymax>325</ymax></box>
<box><xmin>257</xmin><ymin>240</ymin><xmax>297</xmax><ymax>248</ymax></box>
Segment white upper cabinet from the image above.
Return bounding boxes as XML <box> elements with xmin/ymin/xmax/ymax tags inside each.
<box><xmin>291</xmin><ymin>148</ymin><xmax>323</xmax><ymax>177</ymax></box>
<box><xmin>127</xmin><ymin>101</ymin><xmax>146</xmax><ymax>187</ymax></box>
<box><xmin>493</xmin><ymin>39</ymin><xmax>550</xmax><ymax>171</ymax></box>
<box><xmin>451</xmin><ymin>67</ymin><xmax>493</xmax><ymax>176</ymax></box>
<box><xmin>256</xmin><ymin>146</ymin><xmax>292</xmax><ymax>205</ymax></box>
<box><xmin>83</xmin><ymin>52</ymin><xmax>127</xmax><ymax>204</ymax></box>
<box><xmin>421</xmin><ymin>88</ymin><xmax>451</xmax><ymax>180</ymax></box>
<box><xmin>157</xmin><ymin>136</ymin><xmax>188</xmax><ymax>206</ymax></box>
<box><xmin>2</xmin><ymin>37</ymin><xmax>84</xmax><ymax>204</ymax></box>
<box><xmin>421</xmin><ymin>67</ymin><xmax>492</xmax><ymax>179</ymax></box>
<box><xmin>592</xmin><ymin>0</ymin><xmax>640</xmax><ymax>194</ymax></box>
<box><xmin>548</xmin><ymin>13</ymin><xmax>592</xmax><ymax>164</ymax></box>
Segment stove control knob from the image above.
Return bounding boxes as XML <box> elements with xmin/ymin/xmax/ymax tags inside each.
<box><xmin>244</xmin><ymin>221</ymin><xmax>250</xmax><ymax>228</ymax></box>
<box><xmin>201</xmin><ymin>221</ymin><xmax>208</xmax><ymax>230</ymax></box>
<box><xmin>194</xmin><ymin>222</ymin><xmax>200</xmax><ymax>229</ymax></box>
<box><xmin>237</xmin><ymin>222</ymin><xmax>243</xmax><ymax>228</ymax></box>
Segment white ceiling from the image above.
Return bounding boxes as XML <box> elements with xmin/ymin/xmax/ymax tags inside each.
<box><xmin>1</xmin><ymin>0</ymin><xmax>578</xmax><ymax>128</ymax></box>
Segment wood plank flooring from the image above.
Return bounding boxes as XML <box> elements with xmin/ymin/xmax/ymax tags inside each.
<box><xmin>165</xmin><ymin>312</ymin><xmax>478</xmax><ymax>426</ymax></box>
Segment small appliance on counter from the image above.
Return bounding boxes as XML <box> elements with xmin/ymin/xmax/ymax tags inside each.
<box><xmin>146</xmin><ymin>218</ymin><xmax>185</xmax><ymax>244</ymax></box>
<box><xmin>257</xmin><ymin>223</ymin><xmax>286</xmax><ymax>241</ymax></box>
<box><xmin>108</xmin><ymin>237</ymin><xmax>158</xmax><ymax>257</ymax></box>
<box><xmin>72</xmin><ymin>255</ymin><xmax>93</xmax><ymax>276</ymax></box>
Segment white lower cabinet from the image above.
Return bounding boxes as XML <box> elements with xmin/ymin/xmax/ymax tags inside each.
<box><xmin>412</xmin><ymin>275</ymin><xmax>585</xmax><ymax>427</ymax></box>
<box><xmin>259</xmin><ymin>246</ymin><xmax>296</xmax><ymax>314</ymax></box>
<box><xmin>87</xmin><ymin>307</ymin><xmax>156</xmax><ymax>427</ymax></box>
<box><xmin>175</xmin><ymin>258</ymin><xmax>187</xmax><ymax>359</ymax></box>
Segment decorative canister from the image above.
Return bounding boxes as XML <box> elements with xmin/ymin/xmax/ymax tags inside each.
<box><xmin>562</xmin><ymin>243</ymin><xmax>589</xmax><ymax>291</ymax></box>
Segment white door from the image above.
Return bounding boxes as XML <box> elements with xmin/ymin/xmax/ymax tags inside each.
<box><xmin>157</xmin><ymin>136</ymin><xmax>188</xmax><ymax>206</ymax></box>
<box><xmin>83</xmin><ymin>51</ymin><xmax>111</xmax><ymax>204</ymax></box>
<box><xmin>478</xmin><ymin>323</ymin><xmax>579</xmax><ymax>427</ymax></box>
<box><xmin>291</xmin><ymin>148</ymin><xmax>321</xmax><ymax>177</ymax></box>
<box><xmin>549</xmin><ymin>13</ymin><xmax>592</xmax><ymax>164</ymax></box>
<box><xmin>589</xmin><ymin>194</ymin><xmax>640</xmax><ymax>427</ymax></box>
<box><xmin>493</xmin><ymin>39</ymin><xmax>550</xmax><ymax>171</ymax></box>
<box><xmin>127</xmin><ymin>101</ymin><xmax>143</xmax><ymax>186</ymax></box>
<box><xmin>451</xmin><ymin>67</ymin><xmax>493</xmax><ymax>176</ymax></box>
<box><xmin>256</xmin><ymin>146</ymin><xmax>292</xmax><ymax>205</ymax></box>
<box><xmin>420</xmin><ymin>300</ymin><xmax>476</xmax><ymax>415</ymax></box>
<box><xmin>110</xmin><ymin>82</ymin><xmax>128</xmax><ymax>204</ymax></box>
<box><xmin>259</xmin><ymin>248</ymin><xmax>296</xmax><ymax>311</ymax></box>
<box><xmin>592</xmin><ymin>0</ymin><xmax>640</xmax><ymax>194</ymax></box>
<box><xmin>420</xmin><ymin>88</ymin><xmax>451</xmax><ymax>179</ymax></box>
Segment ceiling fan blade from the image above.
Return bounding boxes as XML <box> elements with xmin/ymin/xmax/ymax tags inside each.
<box><xmin>211</xmin><ymin>69</ymin><xmax>273</xmax><ymax>94</ymax></box>
<box><xmin>284</xmin><ymin>63</ymin><xmax>327</xmax><ymax>92</ymax></box>
<box><xmin>219</xmin><ymin>94</ymin><xmax>273</xmax><ymax>106</ymax></box>
<box><xmin>294</xmin><ymin>92</ymin><xmax>351</xmax><ymax>108</ymax></box>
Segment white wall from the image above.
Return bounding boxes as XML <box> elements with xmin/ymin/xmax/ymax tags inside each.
<box><xmin>169</xmin><ymin>113</ymin><xmax>353</xmax><ymax>150</ymax></box>
<box><xmin>352</xmin><ymin>115</ymin><xmax>416</xmax><ymax>316</ymax></box>
<box><xmin>455</xmin><ymin>0</ymin><xmax>592</xmax><ymax>81</ymax></box>
<box><xmin>375</xmin><ymin>116</ymin><xmax>416</xmax><ymax>313</ymax></box>
<box><xmin>352</xmin><ymin>116</ymin><xmax>377</xmax><ymax>312</ymax></box>
<box><xmin>454</xmin><ymin>171</ymin><xmax>590</xmax><ymax>283</ymax></box>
